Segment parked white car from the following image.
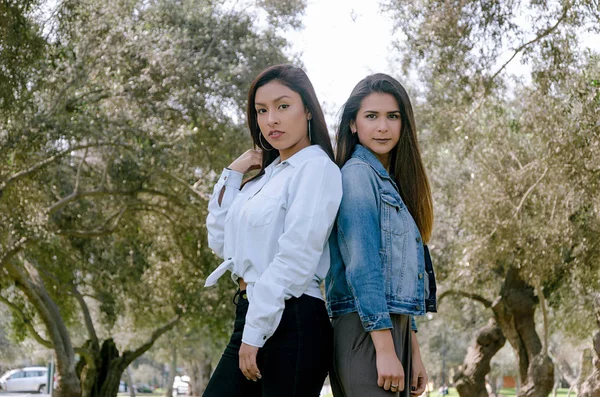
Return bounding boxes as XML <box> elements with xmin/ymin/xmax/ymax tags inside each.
<box><xmin>0</xmin><ymin>366</ymin><xmax>48</xmax><ymax>393</ymax></box>
<box><xmin>172</xmin><ymin>375</ymin><xmax>190</xmax><ymax>395</ymax></box>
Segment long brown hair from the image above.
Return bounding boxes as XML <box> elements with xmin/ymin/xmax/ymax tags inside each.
<box><xmin>335</xmin><ymin>74</ymin><xmax>434</xmax><ymax>243</ymax></box>
<box><xmin>245</xmin><ymin>64</ymin><xmax>334</xmax><ymax>184</ymax></box>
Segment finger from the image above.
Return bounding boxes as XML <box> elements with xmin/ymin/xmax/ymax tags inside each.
<box><xmin>390</xmin><ymin>378</ymin><xmax>400</xmax><ymax>394</ymax></box>
<box><xmin>411</xmin><ymin>371</ymin><xmax>419</xmax><ymax>390</ymax></box>
<box><xmin>240</xmin><ymin>357</ymin><xmax>255</xmax><ymax>381</ymax></box>
<box><xmin>239</xmin><ymin>362</ymin><xmax>252</xmax><ymax>381</ymax></box>
<box><xmin>249</xmin><ymin>358</ymin><xmax>262</xmax><ymax>380</ymax></box>
<box><xmin>398</xmin><ymin>374</ymin><xmax>405</xmax><ymax>391</ymax></box>
<box><xmin>413</xmin><ymin>375</ymin><xmax>426</xmax><ymax>394</ymax></box>
<box><xmin>383</xmin><ymin>377</ymin><xmax>392</xmax><ymax>391</ymax></box>
<box><xmin>377</xmin><ymin>374</ymin><xmax>384</xmax><ymax>388</ymax></box>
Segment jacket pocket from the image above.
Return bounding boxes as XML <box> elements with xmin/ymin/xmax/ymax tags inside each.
<box><xmin>380</xmin><ymin>193</ymin><xmax>409</xmax><ymax>236</ymax></box>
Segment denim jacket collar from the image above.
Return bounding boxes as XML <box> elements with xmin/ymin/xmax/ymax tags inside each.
<box><xmin>351</xmin><ymin>144</ymin><xmax>400</xmax><ymax>192</ymax></box>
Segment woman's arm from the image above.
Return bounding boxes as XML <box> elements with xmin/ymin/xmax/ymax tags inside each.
<box><xmin>410</xmin><ymin>331</ymin><xmax>428</xmax><ymax>395</ymax></box>
<box><xmin>206</xmin><ymin>149</ymin><xmax>261</xmax><ymax>257</ymax></box>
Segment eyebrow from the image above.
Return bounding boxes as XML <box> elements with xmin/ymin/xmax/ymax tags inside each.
<box><xmin>363</xmin><ymin>110</ymin><xmax>401</xmax><ymax>114</ymax></box>
<box><xmin>255</xmin><ymin>95</ymin><xmax>292</xmax><ymax>107</ymax></box>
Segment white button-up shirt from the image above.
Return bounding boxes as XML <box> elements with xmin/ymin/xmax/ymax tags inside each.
<box><xmin>205</xmin><ymin>145</ymin><xmax>343</xmax><ymax>347</ymax></box>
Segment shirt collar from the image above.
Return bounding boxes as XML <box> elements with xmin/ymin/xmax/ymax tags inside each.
<box><xmin>279</xmin><ymin>145</ymin><xmax>325</xmax><ymax>168</ymax></box>
<box><xmin>351</xmin><ymin>144</ymin><xmax>398</xmax><ymax>187</ymax></box>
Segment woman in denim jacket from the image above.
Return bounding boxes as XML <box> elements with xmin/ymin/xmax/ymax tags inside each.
<box><xmin>326</xmin><ymin>74</ymin><xmax>435</xmax><ymax>397</ymax></box>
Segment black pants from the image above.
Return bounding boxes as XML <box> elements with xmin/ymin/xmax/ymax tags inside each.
<box><xmin>203</xmin><ymin>291</ymin><xmax>332</xmax><ymax>397</ymax></box>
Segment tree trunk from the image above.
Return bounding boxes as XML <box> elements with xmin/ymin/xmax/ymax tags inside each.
<box><xmin>165</xmin><ymin>345</ymin><xmax>177</xmax><ymax>397</ymax></box>
<box><xmin>454</xmin><ymin>318</ymin><xmax>506</xmax><ymax>397</ymax></box>
<box><xmin>579</xmin><ymin>294</ymin><xmax>600</xmax><ymax>397</ymax></box>
<box><xmin>493</xmin><ymin>268</ymin><xmax>554</xmax><ymax>397</ymax></box>
<box><xmin>126</xmin><ymin>366</ymin><xmax>136</xmax><ymax>397</ymax></box>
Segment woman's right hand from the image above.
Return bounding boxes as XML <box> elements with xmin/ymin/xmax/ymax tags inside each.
<box><xmin>376</xmin><ymin>350</ymin><xmax>405</xmax><ymax>392</ymax></box>
<box><xmin>371</xmin><ymin>329</ymin><xmax>405</xmax><ymax>392</ymax></box>
<box><xmin>228</xmin><ymin>149</ymin><xmax>262</xmax><ymax>174</ymax></box>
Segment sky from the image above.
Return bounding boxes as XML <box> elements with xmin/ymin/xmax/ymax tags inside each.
<box><xmin>286</xmin><ymin>0</ymin><xmax>600</xmax><ymax>127</ymax></box>
<box><xmin>286</xmin><ymin>0</ymin><xmax>396</xmax><ymax>126</ymax></box>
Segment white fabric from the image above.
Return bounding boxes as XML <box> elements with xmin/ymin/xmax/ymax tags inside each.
<box><xmin>205</xmin><ymin>145</ymin><xmax>342</xmax><ymax>347</ymax></box>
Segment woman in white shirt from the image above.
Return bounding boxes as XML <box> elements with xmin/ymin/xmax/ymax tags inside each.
<box><xmin>203</xmin><ymin>64</ymin><xmax>343</xmax><ymax>397</ymax></box>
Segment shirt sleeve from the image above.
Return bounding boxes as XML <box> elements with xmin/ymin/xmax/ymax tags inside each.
<box><xmin>242</xmin><ymin>160</ymin><xmax>343</xmax><ymax>347</ymax></box>
<box><xmin>206</xmin><ymin>168</ymin><xmax>243</xmax><ymax>258</ymax></box>
<box><xmin>336</xmin><ymin>164</ymin><xmax>393</xmax><ymax>332</ymax></box>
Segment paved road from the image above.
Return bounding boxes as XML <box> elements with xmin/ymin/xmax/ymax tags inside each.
<box><xmin>0</xmin><ymin>393</ymin><xmax>50</xmax><ymax>397</ymax></box>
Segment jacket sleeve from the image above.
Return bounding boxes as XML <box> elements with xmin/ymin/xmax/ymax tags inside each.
<box><xmin>242</xmin><ymin>160</ymin><xmax>342</xmax><ymax>347</ymax></box>
<box><xmin>206</xmin><ymin>168</ymin><xmax>243</xmax><ymax>258</ymax></box>
<box><xmin>336</xmin><ymin>164</ymin><xmax>393</xmax><ymax>332</ymax></box>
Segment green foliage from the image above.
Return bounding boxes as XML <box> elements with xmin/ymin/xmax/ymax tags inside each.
<box><xmin>383</xmin><ymin>0</ymin><xmax>600</xmax><ymax>340</ymax></box>
<box><xmin>0</xmin><ymin>0</ymin><xmax>304</xmax><ymax>376</ymax></box>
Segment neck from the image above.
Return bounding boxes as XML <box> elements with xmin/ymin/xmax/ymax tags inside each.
<box><xmin>279</xmin><ymin>136</ymin><xmax>311</xmax><ymax>161</ymax></box>
<box><xmin>374</xmin><ymin>152</ymin><xmax>391</xmax><ymax>172</ymax></box>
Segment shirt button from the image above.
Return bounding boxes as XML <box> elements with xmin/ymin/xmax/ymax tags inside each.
<box><xmin>418</xmin><ymin>273</ymin><xmax>423</xmax><ymax>279</ymax></box>
<box><xmin>224</xmin><ymin>176</ymin><xmax>227</xmax><ymax>180</ymax></box>
<box><xmin>416</xmin><ymin>236</ymin><xmax>421</xmax><ymax>243</ymax></box>
<box><xmin>262</xmin><ymin>336</ymin><xmax>267</xmax><ymax>340</ymax></box>
<box><xmin>416</xmin><ymin>305</ymin><xmax>421</xmax><ymax>311</ymax></box>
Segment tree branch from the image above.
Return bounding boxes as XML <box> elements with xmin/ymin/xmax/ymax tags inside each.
<box><xmin>57</xmin><ymin>206</ymin><xmax>128</xmax><ymax>237</ymax></box>
<box><xmin>71</xmin><ymin>287</ymin><xmax>99</xmax><ymax>349</ymax></box>
<box><xmin>48</xmin><ymin>187</ymin><xmax>185</xmax><ymax>215</ymax></box>
<box><xmin>159</xmin><ymin>169</ymin><xmax>210</xmax><ymax>201</ymax></box>
<box><xmin>120</xmin><ymin>315</ymin><xmax>181</xmax><ymax>368</ymax></box>
<box><xmin>488</xmin><ymin>5</ymin><xmax>571</xmax><ymax>85</ymax></box>
<box><xmin>74</xmin><ymin>148</ymin><xmax>89</xmax><ymax>193</ymax></box>
<box><xmin>0</xmin><ymin>294</ymin><xmax>53</xmax><ymax>348</ymax></box>
<box><xmin>513</xmin><ymin>167</ymin><xmax>549</xmax><ymax>216</ymax></box>
<box><xmin>0</xmin><ymin>237</ymin><xmax>29</xmax><ymax>268</ymax></box>
<box><xmin>1</xmin><ymin>142</ymin><xmax>135</xmax><ymax>193</ymax></box>
<box><xmin>438</xmin><ymin>289</ymin><xmax>494</xmax><ymax>308</ymax></box>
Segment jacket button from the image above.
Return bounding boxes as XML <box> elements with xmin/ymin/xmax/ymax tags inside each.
<box><xmin>416</xmin><ymin>236</ymin><xmax>421</xmax><ymax>243</ymax></box>
<box><xmin>262</xmin><ymin>336</ymin><xmax>267</xmax><ymax>340</ymax></box>
<box><xmin>418</xmin><ymin>273</ymin><xmax>423</xmax><ymax>279</ymax></box>
<box><xmin>416</xmin><ymin>305</ymin><xmax>421</xmax><ymax>311</ymax></box>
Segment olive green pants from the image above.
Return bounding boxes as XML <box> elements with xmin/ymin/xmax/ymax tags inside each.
<box><xmin>330</xmin><ymin>313</ymin><xmax>412</xmax><ymax>397</ymax></box>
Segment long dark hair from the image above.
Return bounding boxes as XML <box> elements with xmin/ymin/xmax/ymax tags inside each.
<box><xmin>335</xmin><ymin>73</ymin><xmax>434</xmax><ymax>243</ymax></box>
<box><xmin>245</xmin><ymin>64</ymin><xmax>333</xmax><ymax>183</ymax></box>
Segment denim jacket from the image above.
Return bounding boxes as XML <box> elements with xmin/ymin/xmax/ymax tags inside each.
<box><xmin>326</xmin><ymin>144</ymin><xmax>437</xmax><ymax>332</ymax></box>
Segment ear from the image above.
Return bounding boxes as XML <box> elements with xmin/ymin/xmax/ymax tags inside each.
<box><xmin>350</xmin><ymin>120</ymin><xmax>357</xmax><ymax>134</ymax></box>
<box><xmin>306</xmin><ymin>111</ymin><xmax>312</xmax><ymax>121</ymax></box>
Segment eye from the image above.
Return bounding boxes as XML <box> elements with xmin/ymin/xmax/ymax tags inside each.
<box><xmin>388</xmin><ymin>113</ymin><xmax>400</xmax><ymax>119</ymax></box>
<box><xmin>256</xmin><ymin>108</ymin><xmax>266</xmax><ymax>114</ymax></box>
<box><xmin>279</xmin><ymin>104</ymin><xmax>289</xmax><ymax>110</ymax></box>
<box><xmin>366</xmin><ymin>114</ymin><xmax>376</xmax><ymax>119</ymax></box>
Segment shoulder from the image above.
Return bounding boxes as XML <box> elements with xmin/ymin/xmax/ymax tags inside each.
<box><xmin>341</xmin><ymin>159</ymin><xmax>377</xmax><ymax>183</ymax></box>
<box><xmin>295</xmin><ymin>146</ymin><xmax>340</xmax><ymax>177</ymax></box>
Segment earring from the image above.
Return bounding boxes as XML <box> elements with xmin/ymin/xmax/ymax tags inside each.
<box><xmin>308</xmin><ymin>119</ymin><xmax>312</xmax><ymax>142</ymax></box>
<box><xmin>258</xmin><ymin>132</ymin><xmax>273</xmax><ymax>151</ymax></box>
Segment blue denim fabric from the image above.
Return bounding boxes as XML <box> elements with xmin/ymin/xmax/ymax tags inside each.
<box><xmin>326</xmin><ymin>144</ymin><xmax>436</xmax><ymax>332</ymax></box>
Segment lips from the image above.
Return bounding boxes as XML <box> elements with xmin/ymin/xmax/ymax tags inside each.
<box><xmin>269</xmin><ymin>130</ymin><xmax>284</xmax><ymax>138</ymax></box>
<box><xmin>373</xmin><ymin>138</ymin><xmax>391</xmax><ymax>143</ymax></box>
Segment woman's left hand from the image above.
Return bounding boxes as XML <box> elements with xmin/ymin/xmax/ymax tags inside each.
<box><xmin>410</xmin><ymin>353</ymin><xmax>428</xmax><ymax>395</ymax></box>
<box><xmin>239</xmin><ymin>343</ymin><xmax>262</xmax><ymax>381</ymax></box>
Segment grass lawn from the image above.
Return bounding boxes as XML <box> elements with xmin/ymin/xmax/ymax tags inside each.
<box><xmin>323</xmin><ymin>388</ymin><xmax>576</xmax><ymax>397</ymax></box>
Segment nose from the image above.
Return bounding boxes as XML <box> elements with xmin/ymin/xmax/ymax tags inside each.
<box><xmin>267</xmin><ymin>112</ymin><xmax>279</xmax><ymax>126</ymax></box>
<box><xmin>377</xmin><ymin>118</ymin><xmax>388</xmax><ymax>133</ymax></box>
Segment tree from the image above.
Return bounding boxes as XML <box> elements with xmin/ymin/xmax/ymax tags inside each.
<box><xmin>0</xmin><ymin>0</ymin><xmax>305</xmax><ymax>396</ymax></box>
<box><xmin>382</xmin><ymin>0</ymin><xmax>600</xmax><ymax>395</ymax></box>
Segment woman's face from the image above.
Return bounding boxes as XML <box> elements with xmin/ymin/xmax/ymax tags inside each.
<box><xmin>351</xmin><ymin>92</ymin><xmax>401</xmax><ymax>168</ymax></box>
<box><xmin>255</xmin><ymin>80</ymin><xmax>311</xmax><ymax>161</ymax></box>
